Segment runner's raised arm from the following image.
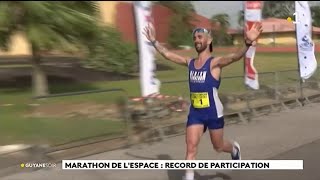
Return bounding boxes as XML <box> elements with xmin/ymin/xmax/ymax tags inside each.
<box><xmin>143</xmin><ymin>23</ymin><xmax>191</xmax><ymax>66</ymax></box>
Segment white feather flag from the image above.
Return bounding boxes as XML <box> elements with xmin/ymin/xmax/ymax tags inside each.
<box><xmin>295</xmin><ymin>1</ymin><xmax>317</xmax><ymax>80</ymax></box>
<box><xmin>133</xmin><ymin>1</ymin><xmax>161</xmax><ymax>97</ymax></box>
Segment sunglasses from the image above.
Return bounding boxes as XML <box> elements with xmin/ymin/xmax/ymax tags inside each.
<box><xmin>192</xmin><ymin>28</ymin><xmax>211</xmax><ymax>36</ymax></box>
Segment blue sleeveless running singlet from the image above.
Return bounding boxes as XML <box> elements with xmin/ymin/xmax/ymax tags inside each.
<box><xmin>187</xmin><ymin>56</ymin><xmax>224</xmax><ymax>131</ymax></box>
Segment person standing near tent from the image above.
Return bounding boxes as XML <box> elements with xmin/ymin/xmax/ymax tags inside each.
<box><xmin>143</xmin><ymin>22</ymin><xmax>262</xmax><ymax>180</ymax></box>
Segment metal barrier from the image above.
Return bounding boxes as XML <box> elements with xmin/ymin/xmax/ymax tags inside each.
<box><xmin>33</xmin><ymin>88</ymin><xmax>128</xmax><ymax>99</ymax></box>
<box><xmin>159</xmin><ymin>67</ymin><xmax>320</xmax><ymax>124</ymax></box>
<box><xmin>1</xmin><ymin>67</ymin><xmax>319</xmax><ymax>168</ymax></box>
<box><xmin>10</xmin><ymin>67</ymin><xmax>320</xmax><ymax>147</ymax></box>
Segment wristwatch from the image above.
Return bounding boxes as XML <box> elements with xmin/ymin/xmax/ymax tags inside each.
<box><xmin>151</xmin><ymin>40</ymin><xmax>157</xmax><ymax>45</ymax></box>
<box><xmin>245</xmin><ymin>39</ymin><xmax>253</xmax><ymax>46</ymax></box>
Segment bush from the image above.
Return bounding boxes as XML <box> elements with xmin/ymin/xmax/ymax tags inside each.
<box><xmin>82</xmin><ymin>26</ymin><xmax>138</xmax><ymax>74</ymax></box>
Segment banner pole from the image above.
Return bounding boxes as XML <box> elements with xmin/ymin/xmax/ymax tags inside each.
<box><xmin>294</xmin><ymin>1</ymin><xmax>305</xmax><ymax>106</ymax></box>
<box><xmin>243</xmin><ymin>1</ymin><xmax>246</xmax><ymax>82</ymax></box>
<box><xmin>243</xmin><ymin>1</ymin><xmax>252</xmax><ymax>120</ymax></box>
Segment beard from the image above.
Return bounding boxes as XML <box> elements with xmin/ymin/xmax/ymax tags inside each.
<box><xmin>195</xmin><ymin>43</ymin><xmax>207</xmax><ymax>53</ymax></box>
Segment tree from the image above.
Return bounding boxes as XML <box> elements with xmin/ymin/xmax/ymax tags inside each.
<box><xmin>238</xmin><ymin>10</ymin><xmax>244</xmax><ymax>28</ymax></box>
<box><xmin>211</xmin><ymin>13</ymin><xmax>230</xmax><ymax>29</ymax></box>
<box><xmin>0</xmin><ymin>2</ymin><xmax>100</xmax><ymax>97</ymax></box>
<box><xmin>262</xmin><ymin>1</ymin><xmax>294</xmax><ymax>19</ymax></box>
<box><xmin>211</xmin><ymin>13</ymin><xmax>233</xmax><ymax>46</ymax></box>
<box><xmin>156</xmin><ymin>1</ymin><xmax>196</xmax><ymax>48</ymax></box>
<box><xmin>166</xmin><ymin>15</ymin><xmax>194</xmax><ymax>47</ymax></box>
<box><xmin>157</xmin><ymin>1</ymin><xmax>195</xmax><ymax>15</ymax></box>
<box><xmin>82</xmin><ymin>26</ymin><xmax>138</xmax><ymax>74</ymax></box>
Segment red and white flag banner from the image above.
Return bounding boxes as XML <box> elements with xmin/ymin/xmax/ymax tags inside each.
<box><xmin>244</xmin><ymin>1</ymin><xmax>262</xmax><ymax>90</ymax></box>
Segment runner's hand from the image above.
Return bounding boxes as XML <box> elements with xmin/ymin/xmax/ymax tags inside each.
<box><xmin>143</xmin><ymin>23</ymin><xmax>156</xmax><ymax>42</ymax></box>
<box><xmin>245</xmin><ymin>22</ymin><xmax>263</xmax><ymax>43</ymax></box>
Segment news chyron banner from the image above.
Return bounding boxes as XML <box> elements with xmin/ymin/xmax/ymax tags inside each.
<box><xmin>133</xmin><ymin>1</ymin><xmax>161</xmax><ymax>97</ymax></box>
<box><xmin>244</xmin><ymin>1</ymin><xmax>262</xmax><ymax>90</ymax></box>
<box><xmin>295</xmin><ymin>1</ymin><xmax>317</xmax><ymax>80</ymax></box>
<box><xmin>62</xmin><ymin>160</ymin><xmax>304</xmax><ymax>170</ymax></box>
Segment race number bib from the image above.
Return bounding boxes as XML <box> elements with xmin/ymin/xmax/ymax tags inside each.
<box><xmin>190</xmin><ymin>92</ymin><xmax>210</xmax><ymax>108</ymax></box>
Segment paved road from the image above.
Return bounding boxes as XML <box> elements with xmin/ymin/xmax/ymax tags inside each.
<box><xmin>2</xmin><ymin>104</ymin><xmax>320</xmax><ymax>180</ymax></box>
<box><xmin>227</xmin><ymin>139</ymin><xmax>320</xmax><ymax>180</ymax></box>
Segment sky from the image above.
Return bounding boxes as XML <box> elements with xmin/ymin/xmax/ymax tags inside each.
<box><xmin>192</xmin><ymin>1</ymin><xmax>320</xmax><ymax>29</ymax></box>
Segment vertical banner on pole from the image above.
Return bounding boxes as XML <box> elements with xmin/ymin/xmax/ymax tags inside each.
<box><xmin>244</xmin><ymin>1</ymin><xmax>262</xmax><ymax>90</ymax></box>
<box><xmin>295</xmin><ymin>1</ymin><xmax>317</xmax><ymax>80</ymax></box>
<box><xmin>133</xmin><ymin>1</ymin><xmax>161</xmax><ymax>97</ymax></box>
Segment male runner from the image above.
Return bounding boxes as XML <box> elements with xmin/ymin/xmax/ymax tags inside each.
<box><xmin>143</xmin><ymin>22</ymin><xmax>262</xmax><ymax>180</ymax></box>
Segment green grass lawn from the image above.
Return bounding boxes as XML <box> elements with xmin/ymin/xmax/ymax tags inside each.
<box><xmin>1</xmin><ymin>51</ymin><xmax>320</xmax><ymax>146</ymax></box>
<box><xmin>0</xmin><ymin>104</ymin><xmax>126</xmax><ymax>146</ymax></box>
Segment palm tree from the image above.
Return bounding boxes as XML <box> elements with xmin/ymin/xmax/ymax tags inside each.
<box><xmin>238</xmin><ymin>10</ymin><xmax>244</xmax><ymax>28</ymax></box>
<box><xmin>210</xmin><ymin>13</ymin><xmax>232</xmax><ymax>46</ymax></box>
<box><xmin>211</xmin><ymin>13</ymin><xmax>230</xmax><ymax>30</ymax></box>
<box><xmin>0</xmin><ymin>2</ymin><xmax>100</xmax><ymax>97</ymax></box>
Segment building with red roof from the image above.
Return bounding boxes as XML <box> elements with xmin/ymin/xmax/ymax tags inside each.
<box><xmin>231</xmin><ymin>18</ymin><xmax>320</xmax><ymax>45</ymax></box>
